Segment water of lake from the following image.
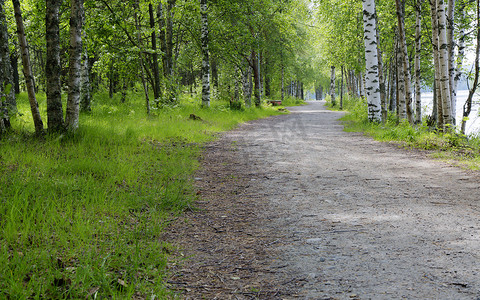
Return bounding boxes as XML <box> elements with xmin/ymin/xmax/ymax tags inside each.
<box><xmin>422</xmin><ymin>90</ymin><xmax>480</xmax><ymax>135</ymax></box>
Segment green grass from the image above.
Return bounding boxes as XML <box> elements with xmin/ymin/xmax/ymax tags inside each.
<box><xmin>325</xmin><ymin>94</ymin><xmax>480</xmax><ymax>170</ymax></box>
<box><xmin>0</xmin><ymin>91</ymin><xmax>285</xmax><ymax>299</ymax></box>
<box><xmin>275</xmin><ymin>95</ymin><xmax>306</xmax><ymax>107</ymax></box>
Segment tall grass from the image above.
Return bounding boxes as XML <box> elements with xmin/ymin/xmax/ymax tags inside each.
<box><xmin>326</xmin><ymin>94</ymin><xmax>480</xmax><ymax>170</ymax></box>
<box><xmin>0</xmin><ymin>91</ymin><xmax>284</xmax><ymax>299</ymax></box>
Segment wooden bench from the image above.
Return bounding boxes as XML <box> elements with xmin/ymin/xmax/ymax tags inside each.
<box><xmin>267</xmin><ymin>100</ymin><xmax>282</xmax><ymax>106</ymax></box>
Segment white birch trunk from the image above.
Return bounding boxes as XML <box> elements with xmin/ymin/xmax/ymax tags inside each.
<box><xmin>453</xmin><ymin>4</ymin><xmax>466</xmax><ymax>113</ymax></box>
<box><xmin>65</xmin><ymin>0</ymin><xmax>84</xmax><ymax>131</ymax></box>
<box><xmin>359</xmin><ymin>72</ymin><xmax>365</xmax><ymax>99</ymax></box>
<box><xmin>362</xmin><ymin>0</ymin><xmax>382</xmax><ymax>122</ymax></box>
<box><xmin>330</xmin><ymin>66</ymin><xmax>336</xmax><ymax>106</ymax></box>
<box><xmin>436</xmin><ymin>0</ymin><xmax>453</xmax><ymax>128</ymax></box>
<box><xmin>0</xmin><ymin>0</ymin><xmax>14</xmax><ymax>131</ymax></box>
<box><xmin>200</xmin><ymin>0</ymin><xmax>210</xmax><ymax>107</ymax></box>
<box><xmin>46</xmin><ymin>0</ymin><xmax>64</xmax><ymax>131</ymax></box>
<box><xmin>429</xmin><ymin>0</ymin><xmax>444</xmax><ymax>128</ymax></box>
<box><xmin>396</xmin><ymin>0</ymin><xmax>414</xmax><ymax>124</ymax></box>
<box><xmin>461</xmin><ymin>0</ymin><xmax>480</xmax><ymax>133</ymax></box>
<box><xmin>12</xmin><ymin>0</ymin><xmax>44</xmax><ymax>134</ymax></box>
<box><xmin>80</xmin><ymin>43</ymin><xmax>91</xmax><ymax>112</ymax></box>
<box><xmin>414</xmin><ymin>0</ymin><xmax>422</xmax><ymax>124</ymax></box>
<box><xmin>396</xmin><ymin>33</ymin><xmax>406</xmax><ymax>120</ymax></box>
<box><xmin>447</xmin><ymin>0</ymin><xmax>456</xmax><ymax>120</ymax></box>
<box><xmin>340</xmin><ymin>65</ymin><xmax>344</xmax><ymax>110</ymax></box>
<box><xmin>243</xmin><ymin>61</ymin><xmax>252</xmax><ymax>107</ymax></box>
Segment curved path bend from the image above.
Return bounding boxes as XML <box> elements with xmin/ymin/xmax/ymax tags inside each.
<box><xmin>168</xmin><ymin>101</ymin><xmax>480</xmax><ymax>299</ymax></box>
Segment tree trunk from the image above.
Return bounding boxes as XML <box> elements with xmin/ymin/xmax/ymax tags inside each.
<box><xmin>351</xmin><ymin>70</ymin><xmax>357</xmax><ymax>97</ymax></box>
<box><xmin>134</xmin><ymin>0</ymin><xmax>150</xmax><ymax>114</ymax></box>
<box><xmin>300</xmin><ymin>82</ymin><xmax>304</xmax><ymax>100</ymax></box>
<box><xmin>281</xmin><ymin>65</ymin><xmax>284</xmax><ymax>102</ymax></box>
<box><xmin>432</xmin><ymin>74</ymin><xmax>438</xmax><ymax>122</ymax></box>
<box><xmin>10</xmin><ymin>48</ymin><xmax>19</xmax><ymax>94</ymax></box>
<box><xmin>65</xmin><ymin>0</ymin><xmax>84</xmax><ymax>131</ymax></box>
<box><xmin>166</xmin><ymin>0</ymin><xmax>175</xmax><ymax>77</ymax></box>
<box><xmin>234</xmin><ymin>66</ymin><xmax>240</xmax><ymax>101</ymax></box>
<box><xmin>296</xmin><ymin>80</ymin><xmax>301</xmax><ymax>99</ymax></box>
<box><xmin>376</xmin><ymin>24</ymin><xmax>386</xmax><ymax>121</ymax></box>
<box><xmin>461</xmin><ymin>0</ymin><xmax>480</xmax><ymax>134</ymax></box>
<box><xmin>243</xmin><ymin>61</ymin><xmax>252</xmax><ymax>107</ymax></box>
<box><xmin>0</xmin><ymin>0</ymin><xmax>14</xmax><ymax>131</ymax></box>
<box><xmin>200</xmin><ymin>0</ymin><xmax>210</xmax><ymax>107</ymax></box>
<box><xmin>211</xmin><ymin>58</ymin><xmax>218</xmax><ymax>91</ymax></box>
<box><xmin>12</xmin><ymin>0</ymin><xmax>43</xmax><ymax>134</ymax></box>
<box><xmin>316</xmin><ymin>83</ymin><xmax>322</xmax><ymax>101</ymax></box>
<box><xmin>429</xmin><ymin>0</ymin><xmax>443</xmax><ymax>128</ymax></box>
<box><xmin>454</xmin><ymin>1</ymin><xmax>466</xmax><ymax>114</ymax></box>
<box><xmin>264</xmin><ymin>57</ymin><xmax>271</xmax><ymax>97</ymax></box>
<box><xmin>330</xmin><ymin>66</ymin><xmax>336</xmax><ymax>106</ymax></box>
<box><xmin>396</xmin><ymin>34</ymin><xmax>405</xmax><ymax>120</ymax></box>
<box><xmin>340</xmin><ymin>65</ymin><xmax>344</xmax><ymax>110</ymax></box>
<box><xmin>362</xmin><ymin>0</ymin><xmax>382</xmax><ymax>122</ymax></box>
<box><xmin>358</xmin><ymin>71</ymin><xmax>364</xmax><ymax>99</ymax></box>
<box><xmin>389</xmin><ymin>57</ymin><xmax>397</xmax><ymax>113</ymax></box>
<box><xmin>396</xmin><ymin>0</ymin><xmax>414</xmax><ymax>124</ymax></box>
<box><xmin>80</xmin><ymin>39</ymin><xmax>91</xmax><ymax>112</ymax></box>
<box><xmin>108</xmin><ymin>61</ymin><xmax>114</xmax><ymax>99</ymax></box>
<box><xmin>252</xmin><ymin>50</ymin><xmax>261</xmax><ymax>107</ymax></box>
<box><xmin>149</xmin><ymin>3</ymin><xmax>160</xmax><ymax>101</ymax></box>
<box><xmin>46</xmin><ymin>0</ymin><xmax>64</xmax><ymax>132</ymax></box>
<box><xmin>436</xmin><ymin>0</ymin><xmax>453</xmax><ymax>128</ymax></box>
<box><xmin>157</xmin><ymin>2</ymin><xmax>168</xmax><ymax>77</ymax></box>
<box><xmin>447</xmin><ymin>0</ymin><xmax>456</xmax><ymax>120</ymax></box>
<box><xmin>414</xmin><ymin>0</ymin><xmax>423</xmax><ymax>124</ymax></box>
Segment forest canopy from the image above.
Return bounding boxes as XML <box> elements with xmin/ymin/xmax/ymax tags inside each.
<box><xmin>0</xmin><ymin>0</ymin><xmax>479</xmax><ymax>134</ymax></box>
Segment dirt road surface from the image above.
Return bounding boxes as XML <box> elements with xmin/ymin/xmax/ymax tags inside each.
<box><xmin>166</xmin><ymin>101</ymin><xmax>480</xmax><ymax>299</ymax></box>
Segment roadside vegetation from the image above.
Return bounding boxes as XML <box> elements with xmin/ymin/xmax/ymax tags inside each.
<box><xmin>326</xmin><ymin>96</ymin><xmax>480</xmax><ymax>171</ymax></box>
<box><xmin>0</xmin><ymin>91</ymin><xmax>287</xmax><ymax>299</ymax></box>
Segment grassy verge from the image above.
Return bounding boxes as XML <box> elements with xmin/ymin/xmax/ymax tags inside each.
<box><xmin>0</xmin><ymin>91</ymin><xmax>287</xmax><ymax>299</ymax></box>
<box><xmin>325</xmin><ymin>94</ymin><xmax>480</xmax><ymax>170</ymax></box>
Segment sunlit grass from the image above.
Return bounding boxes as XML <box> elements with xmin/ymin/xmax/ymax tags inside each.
<box><xmin>0</xmin><ymin>90</ymin><xmax>283</xmax><ymax>298</ymax></box>
<box><xmin>326</xmin><ymin>94</ymin><xmax>480</xmax><ymax>170</ymax></box>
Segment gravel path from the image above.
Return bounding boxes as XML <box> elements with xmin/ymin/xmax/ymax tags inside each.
<box><xmin>167</xmin><ymin>101</ymin><xmax>480</xmax><ymax>299</ymax></box>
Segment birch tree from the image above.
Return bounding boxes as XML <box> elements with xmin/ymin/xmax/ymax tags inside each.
<box><xmin>80</xmin><ymin>42</ymin><xmax>91</xmax><ymax>112</ymax></box>
<box><xmin>396</xmin><ymin>33</ymin><xmax>406</xmax><ymax>120</ymax></box>
<box><xmin>149</xmin><ymin>3</ymin><xmax>161</xmax><ymax>101</ymax></box>
<box><xmin>395</xmin><ymin>0</ymin><xmax>413</xmax><ymax>124</ymax></box>
<box><xmin>330</xmin><ymin>66</ymin><xmax>336</xmax><ymax>106</ymax></box>
<box><xmin>0</xmin><ymin>0</ymin><xmax>14</xmax><ymax>132</ymax></box>
<box><xmin>429</xmin><ymin>0</ymin><xmax>444</xmax><ymax>128</ymax></box>
<box><xmin>201</xmin><ymin>0</ymin><xmax>210</xmax><ymax>107</ymax></box>
<box><xmin>447</xmin><ymin>0</ymin><xmax>456</xmax><ymax>119</ymax></box>
<box><xmin>436</xmin><ymin>0</ymin><xmax>453</xmax><ymax>128</ymax></box>
<box><xmin>453</xmin><ymin>1</ymin><xmax>467</xmax><ymax>116</ymax></box>
<box><xmin>65</xmin><ymin>0</ymin><xmax>84</xmax><ymax>131</ymax></box>
<box><xmin>414</xmin><ymin>0</ymin><xmax>423</xmax><ymax>124</ymax></box>
<box><xmin>243</xmin><ymin>62</ymin><xmax>252</xmax><ymax>107</ymax></box>
<box><xmin>12</xmin><ymin>0</ymin><xmax>44</xmax><ymax>135</ymax></box>
<box><xmin>362</xmin><ymin>0</ymin><xmax>382</xmax><ymax>122</ymax></box>
<box><xmin>461</xmin><ymin>0</ymin><xmax>480</xmax><ymax>134</ymax></box>
<box><xmin>134</xmin><ymin>0</ymin><xmax>150</xmax><ymax>114</ymax></box>
<box><xmin>46</xmin><ymin>0</ymin><xmax>64</xmax><ymax>132</ymax></box>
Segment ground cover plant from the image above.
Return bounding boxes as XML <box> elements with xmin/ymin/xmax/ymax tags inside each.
<box><xmin>326</xmin><ymin>95</ymin><xmax>480</xmax><ymax>170</ymax></box>
<box><xmin>0</xmin><ymin>91</ymin><xmax>285</xmax><ymax>299</ymax></box>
